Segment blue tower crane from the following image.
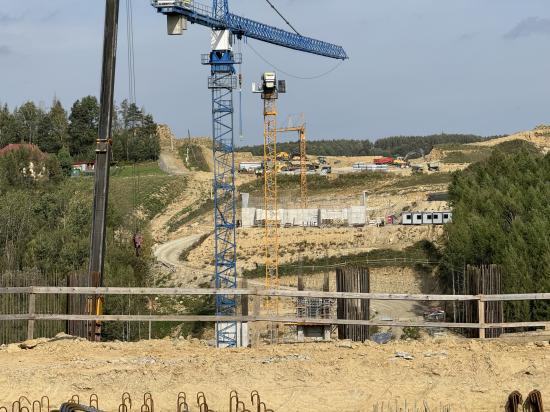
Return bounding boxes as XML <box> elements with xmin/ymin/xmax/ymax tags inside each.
<box><xmin>151</xmin><ymin>0</ymin><xmax>347</xmax><ymax>348</ymax></box>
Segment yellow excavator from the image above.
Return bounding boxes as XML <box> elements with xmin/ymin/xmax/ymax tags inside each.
<box><xmin>276</xmin><ymin>151</ymin><xmax>290</xmax><ymax>161</ymax></box>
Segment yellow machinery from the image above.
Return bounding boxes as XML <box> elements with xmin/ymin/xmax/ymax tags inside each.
<box><xmin>276</xmin><ymin>151</ymin><xmax>290</xmax><ymax>161</ymax></box>
<box><xmin>254</xmin><ymin>72</ymin><xmax>286</xmax><ymax>298</ymax></box>
<box><xmin>263</xmin><ymin>74</ymin><xmax>279</xmax><ymax>295</ymax></box>
<box><xmin>276</xmin><ymin>120</ymin><xmax>308</xmax><ymax>209</ymax></box>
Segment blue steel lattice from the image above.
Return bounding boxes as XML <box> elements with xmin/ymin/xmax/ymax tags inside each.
<box><xmin>204</xmin><ymin>50</ymin><xmax>239</xmax><ymax>348</ymax></box>
<box><xmin>212</xmin><ymin>0</ymin><xmax>228</xmax><ymax>20</ymax></box>
<box><xmin>151</xmin><ymin>1</ymin><xmax>348</xmax><ymax>60</ymax></box>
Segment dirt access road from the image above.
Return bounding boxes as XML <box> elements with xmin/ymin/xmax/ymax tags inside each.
<box><xmin>2</xmin><ymin>336</ymin><xmax>549</xmax><ymax>411</ymax></box>
<box><xmin>152</xmin><ymin>127</ymin><xmax>214</xmax><ymax>286</ymax></box>
<box><xmin>155</xmin><ymin>234</ymin><xmax>205</xmax><ymax>269</ymax></box>
<box><xmin>153</xmin><ymin>233</ymin><xmax>213</xmax><ymax>286</ymax></box>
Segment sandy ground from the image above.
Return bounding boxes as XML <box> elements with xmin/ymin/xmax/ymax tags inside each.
<box><xmin>1</xmin><ymin>336</ymin><xmax>549</xmax><ymax>411</ymax></box>
<box><xmin>470</xmin><ymin>128</ymin><xmax>550</xmax><ymax>150</ymax></box>
<box><xmin>187</xmin><ymin>225</ymin><xmax>444</xmax><ymax>271</ymax></box>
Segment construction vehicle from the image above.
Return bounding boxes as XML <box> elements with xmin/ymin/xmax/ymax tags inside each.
<box><xmin>412</xmin><ymin>161</ymin><xmax>441</xmax><ymax>173</ymax></box>
<box><xmin>392</xmin><ymin>158</ymin><xmax>408</xmax><ymax>168</ymax></box>
<box><xmin>374</xmin><ymin>156</ymin><xmax>394</xmax><ymax>165</ymax></box>
<box><xmin>276</xmin><ymin>151</ymin><xmax>290</xmax><ymax>161</ymax></box>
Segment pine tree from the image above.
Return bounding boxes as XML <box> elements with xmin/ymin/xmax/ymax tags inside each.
<box><xmin>68</xmin><ymin>96</ymin><xmax>100</xmax><ymax>159</ymax></box>
<box><xmin>442</xmin><ymin>148</ymin><xmax>550</xmax><ymax>322</ymax></box>
<box><xmin>38</xmin><ymin>99</ymin><xmax>69</xmax><ymax>153</ymax></box>
<box><xmin>14</xmin><ymin>101</ymin><xmax>44</xmax><ymax>145</ymax></box>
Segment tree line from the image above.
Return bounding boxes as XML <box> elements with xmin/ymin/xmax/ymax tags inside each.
<box><xmin>0</xmin><ymin>97</ymin><xmax>160</xmax><ymax>164</ymax></box>
<box><xmin>440</xmin><ymin>141</ymin><xmax>549</xmax><ymax>322</ymax></box>
<box><xmin>237</xmin><ymin>133</ymin><xmax>494</xmax><ymax>158</ymax></box>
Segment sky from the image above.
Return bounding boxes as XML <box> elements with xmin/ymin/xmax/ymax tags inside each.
<box><xmin>1</xmin><ymin>0</ymin><xmax>550</xmax><ymax>145</ymax></box>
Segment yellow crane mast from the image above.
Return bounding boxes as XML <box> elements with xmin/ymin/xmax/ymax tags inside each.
<box><xmin>254</xmin><ymin>72</ymin><xmax>286</xmax><ymax>298</ymax></box>
<box><xmin>276</xmin><ymin>119</ymin><xmax>308</xmax><ymax>210</ymax></box>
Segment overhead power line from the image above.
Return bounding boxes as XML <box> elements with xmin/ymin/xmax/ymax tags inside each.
<box><xmin>246</xmin><ymin>42</ymin><xmax>344</xmax><ymax>80</ymax></box>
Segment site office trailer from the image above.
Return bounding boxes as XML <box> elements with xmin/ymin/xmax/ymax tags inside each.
<box><xmin>401</xmin><ymin>211</ymin><xmax>452</xmax><ymax>225</ymax></box>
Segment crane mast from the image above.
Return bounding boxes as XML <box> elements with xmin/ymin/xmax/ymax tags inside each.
<box><xmin>259</xmin><ymin>73</ymin><xmax>282</xmax><ymax>294</ymax></box>
<box><xmin>299</xmin><ymin>127</ymin><xmax>307</xmax><ymax>210</ymax></box>
<box><xmin>276</xmin><ymin>122</ymin><xmax>308</xmax><ymax>210</ymax></box>
<box><xmin>202</xmin><ymin>32</ymin><xmax>241</xmax><ymax>348</ymax></box>
<box><xmin>152</xmin><ymin>0</ymin><xmax>347</xmax><ymax>348</ymax></box>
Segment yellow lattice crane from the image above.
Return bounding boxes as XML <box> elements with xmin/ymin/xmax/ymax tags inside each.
<box><xmin>276</xmin><ymin>116</ymin><xmax>307</xmax><ymax>210</ymax></box>
<box><xmin>253</xmin><ymin>72</ymin><xmax>286</xmax><ymax>298</ymax></box>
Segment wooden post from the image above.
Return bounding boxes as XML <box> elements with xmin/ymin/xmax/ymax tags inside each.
<box><xmin>240</xmin><ymin>279</ymin><xmax>249</xmax><ymax>348</ymax></box>
<box><xmin>27</xmin><ymin>293</ymin><xmax>36</xmax><ymax>340</ymax></box>
<box><xmin>478</xmin><ymin>296</ymin><xmax>485</xmax><ymax>339</ymax></box>
<box><xmin>252</xmin><ymin>288</ymin><xmax>261</xmax><ymax>347</ymax></box>
<box><xmin>241</xmin><ymin>278</ymin><xmax>249</xmax><ymax>317</ymax></box>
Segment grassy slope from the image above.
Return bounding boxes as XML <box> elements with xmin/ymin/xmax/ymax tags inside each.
<box><xmin>178</xmin><ymin>144</ymin><xmax>209</xmax><ymax>172</ymax></box>
<box><xmin>66</xmin><ymin>162</ymin><xmax>186</xmax><ymax>220</ymax></box>
<box><xmin>111</xmin><ymin>162</ymin><xmax>167</xmax><ymax>178</ymax></box>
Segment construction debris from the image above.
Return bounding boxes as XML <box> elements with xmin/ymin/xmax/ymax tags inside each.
<box><xmin>395</xmin><ymin>351</ymin><xmax>415</xmax><ymax>360</ymax></box>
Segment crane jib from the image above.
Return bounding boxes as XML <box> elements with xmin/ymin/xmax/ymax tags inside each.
<box><xmin>153</xmin><ymin>4</ymin><xmax>348</xmax><ymax>60</ymax></box>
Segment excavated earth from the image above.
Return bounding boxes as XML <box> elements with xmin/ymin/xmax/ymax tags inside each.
<box><xmin>1</xmin><ymin>336</ymin><xmax>549</xmax><ymax>411</ymax></box>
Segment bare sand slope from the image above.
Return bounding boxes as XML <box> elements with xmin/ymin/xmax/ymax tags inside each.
<box><xmin>1</xmin><ymin>337</ymin><xmax>548</xmax><ymax>411</ymax></box>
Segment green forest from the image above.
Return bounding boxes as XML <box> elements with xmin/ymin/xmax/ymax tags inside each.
<box><xmin>237</xmin><ymin>133</ymin><xmax>495</xmax><ymax>158</ymax></box>
<box><xmin>441</xmin><ymin>142</ymin><xmax>550</xmax><ymax>321</ymax></box>
<box><xmin>0</xmin><ymin>98</ymin><xmax>160</xmax><ymax>163</ymax></box>
<box><xmin>0</xmin><ymin>146</ymin><xmax>188</xmax><ymax>340</ymax></box>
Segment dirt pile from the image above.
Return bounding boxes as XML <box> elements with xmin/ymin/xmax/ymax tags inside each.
<box><xmin>157</xmin><ymin>124</ymin><xmax>179</xmax><ymax>149</ymax></box>
<box><xmin>1</xmin><ymin>337</ymin><xmax>548</xmax><ymax>411</ymax></box>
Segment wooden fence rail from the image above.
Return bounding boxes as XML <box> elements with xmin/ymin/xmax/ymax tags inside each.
<box><xmin>1</xmin><ymin>287</ymin><xmax>549</xmax><ymax>341</ymax></box>
<box><xmin>3</xmin><ymin>286</ymin><xmax>550</xmax><ymax>301</ymax></box>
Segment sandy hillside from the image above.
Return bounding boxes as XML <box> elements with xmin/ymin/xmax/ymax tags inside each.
<box><xmin>1</xmin><ymin>336</ymin><xmax>549</xmax><ymax>411</ymax></box>
<box><xmin>471</xmin><ymin>127</ymin><xmax>550</xmax><ymax>150</ymax></box>
<box><xmin>188</xmin><ymin>225</ymin><xmax>444</xmax><ymax>271</ymax></box>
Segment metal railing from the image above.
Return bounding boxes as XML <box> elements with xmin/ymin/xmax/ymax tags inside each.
<box><xmin>152</xmin><ymin>0</ymin><xmax>213</xmax><ymax>18</ymax></box>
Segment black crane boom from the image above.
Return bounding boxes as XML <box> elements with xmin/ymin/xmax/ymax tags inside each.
<box><xmin>88</xmin><ymin>0</ymin><xmax>120</xmax><ymax>341</ymax></box>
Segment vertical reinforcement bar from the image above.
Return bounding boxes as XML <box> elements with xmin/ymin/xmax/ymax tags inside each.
<box><xmin>88</xmin><ymin>0</ymin><xmax>120</xmax><ymax>342</ymax></box>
